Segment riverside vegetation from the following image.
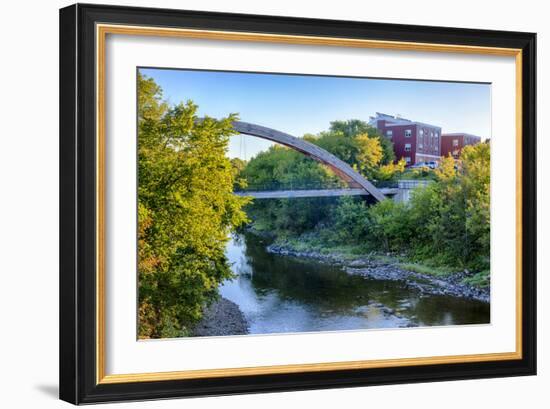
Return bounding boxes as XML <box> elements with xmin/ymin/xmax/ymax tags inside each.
<box><xmin>137</xmin><ymin>74</ymin><xmax>490</xmax><ymax>338</ymax></box>
<box><xmin>137</xmin><ymin>74</ymin><xmax>250</xmax><ymax>338</ymax></box>
<box><xmin>239</xmin><ymin>123</ymin><xmax>491</xmax><ymax>290</ymax></box>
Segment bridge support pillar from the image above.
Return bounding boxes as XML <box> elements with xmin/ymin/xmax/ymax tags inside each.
<box><xmin>392</xmin><ymin>180</ymin><xmax>432</xmax><ymax>203</ymax></box>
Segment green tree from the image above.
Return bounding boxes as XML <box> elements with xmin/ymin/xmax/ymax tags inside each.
<box><xmin>326</xmin><ymin>119</ymin><xmax>395</xmax><ymax>164</ymax></box>
<box><xmin>356</xmin><ymin>133</ymin><xmax>383</xmax><ymax>174</ymax></box>
<box><xmin>238</xmin><ymin>145</ymin><xmax>343</xmax><ymax>235</ymax></box>
<box><xmin>240</xmin><ymin>145</ymin><xmax>339</xmax><ymax>189</ymax></box>
<box><xmin>331</xmin><ymin>196</ymin><xmax>371</xmax><ymax>244</ymax></box>
<box><xmin>435</xmin><ymin>154</ymin><xmax>457</xmax><ymax>181</ymax></box>
<box><xmin>374</xmin><ymin>158</ymin><xmax>407</xmax><ymax>181</ymax></box>
<box><xmin>137</xmin><ymin>73</ymin><xmax>250</xmax><ymax>338</ymax></box>
<box><xmin>397</xmin><ymin>143</ymin><xmax>490</xmax><ymax>271</ymax></box>
<box><xmin>230</xmin><ymin>157</ymin><xmax>248</xmax><ymax>190</ymax></box>
<box><xmin>312</xmin><ymin>120</ymin><xmax>396</xmax><ymax>179</ymax></box>
<box><xmin>461</xmin><ymin>143</ymin><xmax>491</xmax><ymax>269</ymax></box>
<box><xmin>366</xmin><ymin>199</ymin><xmax>412</xmax><ymax>253</ymax></box>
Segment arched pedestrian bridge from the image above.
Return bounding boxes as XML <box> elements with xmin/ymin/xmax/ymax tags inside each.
<box><xmin>231</xmin><ymin>121</ymin><xmax>387</xmax><ymax>202</ymax></box>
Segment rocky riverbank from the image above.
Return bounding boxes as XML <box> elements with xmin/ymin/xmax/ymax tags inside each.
<box><xmin>267</xmin><ymin>243</ymin><xmax>490</xmax><ymax>303</ymax></box>
<box><xmin>191</xmin><ymin>297</ymin><xmax>249</xmax><ymax>337</ymax></box>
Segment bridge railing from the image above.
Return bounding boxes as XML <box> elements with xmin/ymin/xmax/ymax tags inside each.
<box><xmin>372</xmin><ymin>180</ymin><xmax>399</xmax><ymax>189</ymax></box>
<box><xmin>397</xmin><ymin>179</ymin><xmax>433</xmax><ymax>189</ymax></box>
<box><xmin>234</xmin><ymin>180</ymin><xmax>398</xmax><ymax>192</ymax></box>
<box><xmin>235</xmin><ymin>181</ymin><xmax>346</xmax><ymax>192</ymax></box>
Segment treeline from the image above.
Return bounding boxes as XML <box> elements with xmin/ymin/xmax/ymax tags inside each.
<box><xmin>238</xmin><ymin>120</ymin><xmax>404</xmax><ymax>234</ymax></box>
<box><xmin>137</xmin><ymin>74</ymin><xmax>250</xmax><ymax>338</ymax></box>
<box><xmin>331</xmin><ymin>146</ymin><xmax>490</xmax><ymax>277</ymax></box>
<box><xmin>240</xmin><ymin>122</ymin><xmax>490</xmax><ymax>285</ymax></box>
<box><xmin>239</xmin><ymin>119</ymin><xmax>403</xmax><ymax>235</ymax></box>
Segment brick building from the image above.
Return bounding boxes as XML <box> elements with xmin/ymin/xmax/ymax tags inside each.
<box><xmin>441</xmin><ymin>133</ymin><xmax>482</xmax><ymax>159</ymax></box>
<box><xmin>369</xmin><ymin>113</ymin><xmax>442</xmax><ymax>166</ymax></box>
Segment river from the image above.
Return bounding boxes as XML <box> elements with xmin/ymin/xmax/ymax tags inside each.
<box><xmin>220</xmin><ymin>233</ymin><xmax>490</xmax><ymax>335</ymax></box>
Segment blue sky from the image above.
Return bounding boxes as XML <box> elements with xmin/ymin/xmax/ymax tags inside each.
<box><xmin>140</xmin><ymin>68</ymin><xmax>491</xmax><ymax>159</ymax></box>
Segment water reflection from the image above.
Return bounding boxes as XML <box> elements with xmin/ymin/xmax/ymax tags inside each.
<box><xmin>220</xmin><ymin>233</ymin><xmax>489</xmax><ymax>335</ymax></box>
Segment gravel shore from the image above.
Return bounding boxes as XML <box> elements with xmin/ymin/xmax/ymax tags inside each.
<box><xmin>267</xmin><ymin>243</ymin><xmax>489</xmax><ymax>303</ymax></box>
<box><xmin>191</xmin><ymin>297</ymin><xmax>249</xmax><ymax>337</ymax></box>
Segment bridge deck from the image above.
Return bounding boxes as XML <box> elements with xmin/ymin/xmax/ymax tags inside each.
<box><xmin>234</xmin><ymin>188</ymin><xmax>398</xmax><ymax>199</ymax></box>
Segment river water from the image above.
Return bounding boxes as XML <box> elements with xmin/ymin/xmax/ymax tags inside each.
<box><xmin>220</xmin><ymin>233</ymin><xmax>490</xmax><ymax>335</ymax></box>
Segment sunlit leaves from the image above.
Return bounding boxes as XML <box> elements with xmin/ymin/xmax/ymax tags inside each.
<box><xmin>137</xmin><ymin>73</ymin><xmax>250</xmax><ymax>338</ymax></box>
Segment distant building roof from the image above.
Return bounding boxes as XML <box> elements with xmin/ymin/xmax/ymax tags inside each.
<box><xmin>442</xmin><ymin>133</ymin><xmax>482</xmax><ymax>139</ymax></box>
<box><xmin>369</xmin><ymin>112</ymin><xmax>441</xmax><ymax>130</ymax></box>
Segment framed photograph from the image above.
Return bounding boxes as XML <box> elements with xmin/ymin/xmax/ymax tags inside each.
<box><xmin>59</xmin><ymin>3</ymin><xmax>536</xmax><ymax>404</ymax></box>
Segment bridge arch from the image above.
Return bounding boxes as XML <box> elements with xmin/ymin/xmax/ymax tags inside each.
<box><xmin>232</xmin><ymin>121</ymin><xmax>386</xmax><ymax>202</ymax></box>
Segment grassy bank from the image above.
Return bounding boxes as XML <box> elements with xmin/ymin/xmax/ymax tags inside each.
<box><xmin>261</xmin><ymin>229</ymin><xmax>489</xmax><ymax>289</ymax></box>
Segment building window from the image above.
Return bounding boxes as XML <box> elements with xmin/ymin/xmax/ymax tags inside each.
<box><xmin>452</xmin><ymin>139</ymin><xmax>459</xmax><ymax>147</ymax></box>
<box><xmin>417</xmin><ymin>143</ymin><xmax>423</xmax><ymax>149</ymax></box>
<box><xmin>404</xmin><ymin>143</ymin><xmax>412</xmax><ymax>152</ymax></box>
<box><xmin>386</xmin><ymin>130</ymin><xmax>393</xmax><ymax>138</ymax></box>
<box><xmin>405</xmin><ymin>129</ymin><xmax>412</xmax><ymax>137</ymax></box>
<box><xmin>404</xmin><ymin>156</ymin><xmax>411</xmax><ymax>164</ymax></box>
<box><xmin>419</xmin><ymin>129</ymin><xmax>424</xmax><ymax>136</ymax></box>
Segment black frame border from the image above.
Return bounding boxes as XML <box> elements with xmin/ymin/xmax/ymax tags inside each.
<box><xmin>60</xmin><ymin>3</ymin><xmax>536</xmax><ymax>404</ymax></box>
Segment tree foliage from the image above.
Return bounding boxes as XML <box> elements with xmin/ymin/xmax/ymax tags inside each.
<box><xmin>241</xmin><ymin>134</ymin><xmax>490</xmax><ymax>280</ymax></box>
<box><xmin>240</xmin><ymin>149</ymin><xmax>339</xmax><ymax>234</ymax></box>
<box><xmin>311</xmin><ymin>119</ymin><xmax>398</xmax><ymax>180</ymax></box>
<box><xmin>325</xmin><ymin>119</ymin><xmax>395</xmax><ymax>165</ymax></box>
<box><xmin>364</xmin><ymin>142</ymin><xmax>491</xmax><ymax>273</ymax></box>
<box><xmin>137</xmin><ymin>73</ymin><xmax>250</xmax><ymax>338</ymax></box>
<box><xmin>238</xmin><ymin>119</ymin><xmax>403</xmax><ymax>237</ymax></box>
<box><xmin>239</xmin><ymin>145</ymin><xmax>340</xmax><ymax>189</ymax></box>
<box><xmin>239</xmin><ymin>118</ymin><xmax>403</xmax><ymax>190</ymax></box>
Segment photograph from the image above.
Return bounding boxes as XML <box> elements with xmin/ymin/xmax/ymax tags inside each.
<box><xmin>137</xmin><ymin>68</ymin><xmax>492</xmax><ymax>339</ymax></box>
<box><xmin>55</xmin><ymin>3</ymin><xmax>536</xmax><ymax>404</ymax></box>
